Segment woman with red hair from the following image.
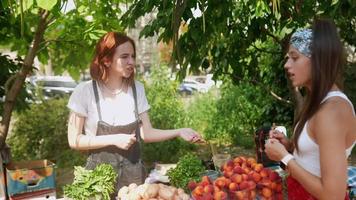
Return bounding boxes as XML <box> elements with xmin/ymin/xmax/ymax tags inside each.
<box><xmin>67</xmin><ymin>32</ymin><xmax>201</xmax><ymax>194</ymax></box>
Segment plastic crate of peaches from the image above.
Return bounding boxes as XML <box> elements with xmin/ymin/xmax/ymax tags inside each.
<box><xmin>189</xmin><ymin>156</ymin><xmax>284</xmax><ymax>200</ymax></box>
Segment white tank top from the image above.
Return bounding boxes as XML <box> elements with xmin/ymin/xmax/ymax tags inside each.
<box><xmin>293</xmin><ymin>91</ymin><xmax>356</xmax><ymax>177</ymax></box>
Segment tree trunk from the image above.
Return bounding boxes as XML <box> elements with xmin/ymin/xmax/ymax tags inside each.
<box><xmin>0</xmin><ymin>10</ymin><xmax>49</xmax><ymax>148</ymax></box>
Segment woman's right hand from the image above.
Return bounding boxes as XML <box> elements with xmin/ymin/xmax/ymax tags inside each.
<box><xmin>269</xmin><ymin>129</ymin><xmax>289</xmax><ymax>148</ymax></box>
<box><xmin>111</xmin><ymin>134</ymin><xmax>136</xmax><ymax>150</ymax></box>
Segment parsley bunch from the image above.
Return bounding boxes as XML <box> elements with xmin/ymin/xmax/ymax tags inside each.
<box><xmin>167</xmin><ymin>153</ymin><xmax>205</xmax><ymax>192</ymax></box>
<box><xmin>63</xmin><ymin>164</ymin><xmax>117</xmax><ymax>200</ymax></box>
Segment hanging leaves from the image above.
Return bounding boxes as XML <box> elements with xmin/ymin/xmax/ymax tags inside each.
<box><xmin>36</xmin><ymin>0</ymin><xmax>58</xmax><ymax>11</ymax></box>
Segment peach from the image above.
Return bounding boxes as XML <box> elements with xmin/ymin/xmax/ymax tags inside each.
<box><xmin>253</xmin><ymin>163</ymin><xmax>264</xmax><ymax>172</ymax></box>
<box><xmin>231</xmin><ymin>174</ymin><xmax>242</xmax><ymax>184</ymax></box>
<box><xmin>243</xmin><ymin>167</ymin><xmax>251</xmax><ymax>174</ymax></box>
<box><xmin>201</xmin><ymin>175</ymin><xmax>211</xmax><ymax>185</ymax></box>
<box><xmin>250</xmin><ymin>190</ymin><xmax>257</xmax><ymax>199</ymax></box>
<box><xmin>223</xmin><ymin>170</ymin><xmax>234</xmax><ymax>178</ymax></box>
<box><xmin>262</xmin><ymin>187</ymin><xmax>273</xmax><ymax>198</ymax></box>
<box><xmin>259</xmin><ymin>178</ymin><xmax>272</xmax><ymax>188</ymax></box>
<box><xmin>228</xmin><ymin>182</ymin><xmax>239</xmax><ymax>191</ymax></box>
<box><xmin>188</xmin><ymin>180</ymin><xmax>197</xmax><ymax>191</ymax></box>
<box><xmin>247</xmin><ymin>157</ymin><xmax>257</xmax><ymax>165</ymax></box>
<box><xmin>203</xmin><ymin>185</ymin><xmax>214</xmax><ymax>194</ymax></box>
<box><xmin>193</xmin><ymin>185</ymin><xmax>204</xmax><ymax>196</ymax></box>
<box><xmin>239</xmin><ymin>156</ymin><xmax>247</xmax><ymax>163</ymax></box>
<box><xmin>233</xmin><ymin>157</ymin><xmax>242</xmax><ymax>165</ymax></box>
<box><xmin>239</xmin><ymin>180</ymin><xmax>249</xmax><ymax>191</ymax></box>
<box><xmin>260</xmin><ymin>168</ymin><xmax>269</xmax><ymax>178</ymax></box>
<box><xmin>201</xmin><ymin>193</ymin><xmax>214</xmax><ymax>200</ymax></box>
<box><xmin>234</xmin><ymin>191</ymin><xmax>245</xmax><ymax>200</ymax></box>
<box><xmin>224</xmin><ymin>177</ymin><xmax>231</xmax><ymax>187</ymax></box>
<box><xmin>251</xmin><ymin>171</ymin><xmax>262</xmax><ymax>182</ymax></box>
<box><xmin>233</xmin><ymin>166</ymin><xmax>244</xmax><ymax>174</ymax></box>
<box><xmin>213</xmin><ymin>191</ymin><xmax>228</xmax><ymax>200</ymax></box>
<box><xmin>247</xmin><ymin>180</ymin><xmax>256</xmax><ymax>190</ymax></box>
<box><xmin>214</xmin><ymin>177</ymin><xmax>225</xmax><ymax>188</ymax></box>
<box><xmin>213</xmin><ymin>185</ymin><xmax>221</xmax><ymax>193</ymax></box>
<box><xmin>242</xmin><ymin>174</ymin><xmax>249</xmax><ymax>181</ymax></box>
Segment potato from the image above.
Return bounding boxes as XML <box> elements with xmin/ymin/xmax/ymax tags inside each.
<box><xmin>128</xmin><ymin>191</ymin><xmax>141</xmax><ymax>200</ymax></box>
<box><xmin>128</xmin><ymin>183</ymin><xmax>138</xmax><ymax>192</ymax></box>
<box><xmin>143</xmin><ymin>184</ymin><xmax>159</xmax><ymax>199</ymax></box>
<box><xmin>177</xmin><ymin>188</ymin><xmax>185</xmax><ymax>195</ymax></box>
<box><xmin>117</xmin><ymin>186</ymin><xmax>129</xmax><ymax>199</ymax></box>
<box><xmin>179</xmin><ymin>193</ymin><xmax>190</xmax><ymax>200</ymax></box>
<box><xmin>136</xmin><ymin>183</ymin><xmax>149</xmax><ymax>197</ymax></box>
<box><xmin>158</xmin><ymin>187</ymin><xmax>175</xmax><ymax>200</ymax></box>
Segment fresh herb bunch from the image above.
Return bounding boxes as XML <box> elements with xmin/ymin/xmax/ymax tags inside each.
<box><xmin>63</xmin><ymin>164</ymin><xmax>117</xmax><ymax>200</ymax></box>
<box><xmin>167</xmin><ymin>153</ymin><xmax>205</xmax><ymax>192</ymax></box>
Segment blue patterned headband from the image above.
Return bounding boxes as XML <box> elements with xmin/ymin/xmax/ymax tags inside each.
<box><xmin>290</xmin><ymin>29</ymin><xmax>313</xmax><ymax>58</ymax></box>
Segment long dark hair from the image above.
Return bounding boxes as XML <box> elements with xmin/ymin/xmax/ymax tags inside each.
<box><xmin>292</xmin><ymin>18</ymin><xmax>345</xmax><ymax>152</ymax></box>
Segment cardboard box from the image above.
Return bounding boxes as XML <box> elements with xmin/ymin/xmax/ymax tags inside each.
<box><xmin>6</xmin><ymin>160</ymin><xmax>56</xmax><ymax>197</ymax></box>
<box><xmin>0</xmin><ymin>155</ymin><xmax>6</xmax><ymax>200</ymax></box>
<box><xmin>9</xmin><ymin>189</ymin><xmax>56</xmax><ymax>200</ymax></box>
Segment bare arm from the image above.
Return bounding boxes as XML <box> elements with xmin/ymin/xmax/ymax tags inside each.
<box><xmin>139</xmin><ymin>111</ymin><xmax>201</xmax><ymax>143</ymax></box>
<box><xmin>291</xmin><ymin>101</ymin><xmax>350</xmax><ymax>200</ymax></box>
<box><xmin>67</xmin><ymin>112</ymin><xmax>136</xmax><ymax>150</ymax></box>
<box><xmin>266</xmin><ymin>100</ymin><xmax>350</xmax><ymax>200</ymax></box>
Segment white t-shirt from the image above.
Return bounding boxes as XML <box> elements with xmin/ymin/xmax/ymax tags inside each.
<box><xmin>67</xmin><ymin>80</ymin><xmax>150</xmax><ymax>136</ymax></box>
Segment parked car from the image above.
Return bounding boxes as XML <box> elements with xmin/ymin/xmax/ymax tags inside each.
<box><xmin>27</xmin><ymin>76</ymin><xmax>78</xmax><ymax>100</ymax></box>
<box><xmin>180</xmin><ymin>79</ymin><xmax>210</xmax><ymax>93</ymax></box>
<box><xmin>178</xmin><ymin>83</ymin><xmax>197</xmax><ymax>96</ymax></box>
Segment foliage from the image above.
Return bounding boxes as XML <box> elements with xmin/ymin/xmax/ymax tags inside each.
<box><xmin>7</xmin><ymin>97</ymin><xmax>85</xmax><ymax>168</ymax></box>
<box><xmin>0</xmin><ymin>54</ymin><xmax>31</xmax><ymax>113</ymax></box>
<box><xmin>344</xmin><ymin>62</ymin><xmax>356</xmax><ymax>107</ymax></box>
<box><xmin>1</xmin><ymin>0</ymin><xmax>127</xmax><ymax>80</ymax></box>
<box><xmin>142</xmin><ymin>65</ymin><xmax>196</xmax><ymax>163</ymax></box>
<box><xmin>121</xmin><ymin>0</ymin><xmax>356</xmax><ymax>126</ymax></box>
<box><xmin>184</xmin><ymin>91</ymin><xmax>218</xmax><ymax>138</ymax></box>
<box><xmin>204</xmin><ymin>80</ymin><xmax>292</xmax><ymax>148</ymax></box>
<box><xmin>167</xmin><ymin>153</ymin><xmax>205</xmax><ymax>192</ymax></box>
<box><xmin>63</xmin><ymin>164</ymin><xmax>117</xmax><ymax>200</ymax></box>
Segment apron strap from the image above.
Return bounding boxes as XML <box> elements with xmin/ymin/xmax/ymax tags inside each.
<box><xmin>92</xmin><ymin>80</ymin><xmax>103</xmax><ymax>121</ymax></box>
<box><xmin>132</xmin><ymin>83</ymin><xmax>142</xmax><ymax>144</ymax></box>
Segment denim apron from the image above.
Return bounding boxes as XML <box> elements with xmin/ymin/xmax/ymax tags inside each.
<box><xmin>85</xmin><ymin>81</ymin><xmax>146</xmax><ymax>198</ymax></box>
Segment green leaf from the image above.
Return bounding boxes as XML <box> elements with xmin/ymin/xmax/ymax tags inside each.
<box><xmin>331</xmin><ymin>0</ymin><xmax>339</xmax><ymax>6</ymax></box>
<box><xmin>23</xmin><ymin>0</ymin><xmax>34</xmax><ymax>11</ymax></box>
<box><xmin>36</xmin><ymin>0</ymin><xmax>57</xmax><ymax>11</ymax></box>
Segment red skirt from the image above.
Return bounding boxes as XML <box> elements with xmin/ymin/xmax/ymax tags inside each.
<box><xmin>287</xmin><ymin>176</ymin><xmax>349</xmax><ymax>200</ymax></box>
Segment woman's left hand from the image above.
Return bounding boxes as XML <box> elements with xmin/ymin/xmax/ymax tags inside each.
<box><xmin>264</xmin><ymin>138</ymin><xmax>289</xmax><ymax>161</ymax></box>
<box><xmin>178</xmin><ymin>128</ymin><xmax>203</xmax><ymax>143</ymax></box>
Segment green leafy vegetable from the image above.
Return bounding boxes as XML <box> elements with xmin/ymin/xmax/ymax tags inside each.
<box><xmin>167</xmin><ymin>153</ymin><xmax>205</xmax><ymax>192</ymax></box>
<box><xmin>63</xmin><ymin>164</ymin><xmax>117</xmax><ymax>200</ymax></box>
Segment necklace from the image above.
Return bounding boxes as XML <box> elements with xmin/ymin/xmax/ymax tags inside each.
<box><xmin>101</xmin><ymin>83</ymin><xmax>122</xmax><ymax>95</ymax></box>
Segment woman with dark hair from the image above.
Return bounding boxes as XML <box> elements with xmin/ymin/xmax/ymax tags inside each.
<box><xmin>265</xmin><ymin>18</ymin><xmax>356</xmax><ymax>200</ymax></box>
<box><xmin>67</xmin><ymin>32</ymin><xmax>201</xmax><ymax>194</ymax></box>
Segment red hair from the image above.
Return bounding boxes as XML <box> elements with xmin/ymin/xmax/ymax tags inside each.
<box><xmin>90</xmin><ymin>32</ymin><xmax>136</xmax><ymax>86</ymax></box>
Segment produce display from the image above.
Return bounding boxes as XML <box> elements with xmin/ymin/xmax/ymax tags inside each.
<box><xmin>63</xmin><ymin>164</ymin><xmax>117</xmax><ymax>200</ymax></box>
<box><xmin>166</xmin><ymin>153</ymin><xmax>205</xmax><ymax>192</ymax></box>
<box><xmin>117</xmin><ymin>183</ymin><xmax>190</xmax><ymax>200</ymax></box>
<box><xmin>189</xmin><ymin>156</ymin><xmax>283</xmax><ymax>200</ymax></box>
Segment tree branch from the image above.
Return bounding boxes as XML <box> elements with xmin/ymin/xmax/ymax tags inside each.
<box><xmin>0</xmin><ymin>9</ymin><xmax>50</xmax><ymax>148</ymax></box>
<box><xmin>251</xmin><ymin>44</ymin><xmax>281</xmax><ymax>54</ymax></box>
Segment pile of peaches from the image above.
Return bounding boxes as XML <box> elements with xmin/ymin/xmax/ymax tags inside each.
<box><xmin>189</xmin><ymin>156</ymin><xmax>283</xmax><ymax>200</ymax></box>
